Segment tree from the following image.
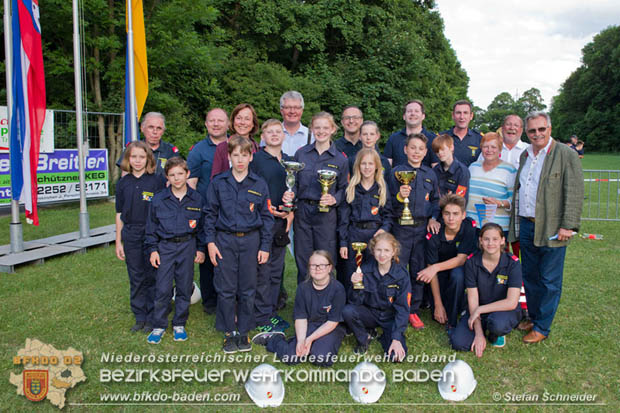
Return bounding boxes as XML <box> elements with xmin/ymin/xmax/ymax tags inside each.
<box><xmin>1</xmin><ymin>0</ymin><xmax>471</xmax><ymax>173</ymax></box>
<box><xmin>551</xmin><ymin>25</ymin><xmax>620</xmax><ymax>151</ymax></box>
<box><xmin>475</xmin><ymin>88</ymin><xmax>547</xmax><ymax>133</ymax></box>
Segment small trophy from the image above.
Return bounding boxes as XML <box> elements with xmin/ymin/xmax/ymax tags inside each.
<box><xmin>280</xmin><ymin>160</ymin><xmax>305</xmax><ymax>212</ymax></box>
<box><xmin>317</xmin><ymin>169</ymin><xmax>338</xmax><ymax>212</ymax></box>
<box><xmin>394</xmin><ymin>170</ymin><xmax>416</xmax><ymax>225</ymax></box>
<box><xmin>352</xmin><ymin>242</ymin><xmax>367</xmax><ymax>290</ymax></box>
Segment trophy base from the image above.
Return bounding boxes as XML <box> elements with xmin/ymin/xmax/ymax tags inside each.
<box><xmin>318</xmin><ymin>205</ymin><xmax>330</xmax><ymax>213</ymax></box>
<box><xmin>399</xmin><ymin>217</ymin><xmax>414</xmax><ymax>226</ymax></box>
<box><xmin>353</xmin><ymin>282</ymin><xmax>365</xmax><ymax>290</ymax></box>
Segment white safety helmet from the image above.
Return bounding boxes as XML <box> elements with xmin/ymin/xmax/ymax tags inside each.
<box><xmin>172</xmin><ymin>282</ymin><xmax>202</xmax><ymax>305</ymax></box>
<box><xmin>245</xmin><ymin>364</ymin><xmax>285</xmax><ymax>408</ymax></box>
<box><xmin>438</xmin><ymin>359</ymin><xmax>477</xmax><ymax>401</ymax></box>
<box><xmin>349</xmin><ymin>362</ymin><xmax>386</xmax><ymax>404</ymax></box>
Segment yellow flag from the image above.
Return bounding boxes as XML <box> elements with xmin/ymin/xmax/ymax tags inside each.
<box><xmin>126</xmin><ymin>0</ymin><xmax>148</xmax><ymax>118</ymax></box>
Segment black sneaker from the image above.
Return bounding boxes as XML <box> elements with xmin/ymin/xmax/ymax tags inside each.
<box><xmin>354</xmin><ymin>333</ymin><xmax>372</xmax><ymax>355</ymax></box>
<box><xmin>223</xmin><ymin>333</ymin><xmax>238</xmax><ymax>354</ymax></box>
<box><xmin>130</xmin><ymin>322</ymin><xmax>145</xmax><ymax>333</ymax></box>
<box><xmin>143</xmin><ymin>323</ymin><xmax>153</xmax><ymax>334</ymax></box>
<box><xmin>252</xmin><ymin>331</ymin><xmax>285</xmax><ymax>346</ymax></box>
<box><xmin>237</xmin><ymin>335</ymin><xmax>252</xmax><ymax>352</ymax></box>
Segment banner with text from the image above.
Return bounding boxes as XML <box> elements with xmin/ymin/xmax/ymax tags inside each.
<box><xmin>0</xmin><ymin>106</ymin><xmax>55</xmax><ymax>153</ymax></box>
<box><xmin>0</xmin><ymin>149</ymin><xmax>108</xmax><ymax>204</ymax></box>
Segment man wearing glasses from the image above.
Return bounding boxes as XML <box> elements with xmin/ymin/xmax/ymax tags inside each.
<box><xmin>335</xmin><ymin>106</ymin><xmax>364</xmax><ymax>160</ymax></box>
<box><xmin>117</xmin><ymin>112</ymin><xmax>179</xmax><ymax>177</ymax></box>
<box><xmin>508</xmin><ymin>111</ymin><xmax>583</xmax><ymax>344</ymax></box>
<box><xmin>279</xmin><ymin>91</ymin><xmax>314</xmax><ymax>157</ymax></box>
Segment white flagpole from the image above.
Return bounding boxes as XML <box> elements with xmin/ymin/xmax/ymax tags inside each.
<box><xmin>4</xmin><ymin>0</ymin><xmax>24</xmax><ymax>253</ymax></box>
<box><xmin>127</xmin><ymin>0</ymin><xmax>138</xmax><ymax>141</ymax></box>
<box><xmin>73</xmin><ymin>0</ymin><xmax>89</xmax><ymax>238</ymax></box>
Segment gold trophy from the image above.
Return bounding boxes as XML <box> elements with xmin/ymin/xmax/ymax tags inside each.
<box><xmin>317</xmin><ymin>169</ymin><xmax>338</xmax><ymax>212</ymax></box>
<box><xmin>280</xmin><ymin>160</ymin><xmax>305</xmax><ymax>212</ymax></box>
<box><xmin>351</xmin><ymin>242</ymin><xmax>367</xmax><ymax>289</ymax></box>
<box><xmin>394</xmin><ymin>170</ymin><xmax>416</xmax><ymax>225</ymax></box>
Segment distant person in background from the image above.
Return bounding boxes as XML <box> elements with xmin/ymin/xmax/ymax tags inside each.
<box><xmin>575</xmin><ymin>140</ymin><xmax>585</xmax><ymax>158</ymax></box>
<box><xmin>466</xmin><ymin>132</ymin><xmax>516</xmax><ymax>235</ymax></box>
<box><xmin>440</xmin><ymin>100</ymin><xmax>482</xmax><ymax>167</ymax></box>
<box><xmin>279</xmin><ymin>91</ymin><xmax>314</xmax><ymax>156</ymax></box>
<box><xmin>568</xmin><ymin>135</ymin><xmax>578</xmax><ymax>151</ymax></box>
<box><xmin>384</xmin><ymin>99</ymin><xmax>437</xmax><ymax>167</ymax></box>
<box><xmin>211</xmin><ymin>103</ymin><xmax>260</xmax><ymax>177</ymax></box>
<box><xmin>187</xmin><ymin>108</ymin><xmax>229</xmax><ymax>315</ymax></box>
<box><xmin>117</xmin><ymin>112</ymin><xmax>180</xmax><ymax>177</ymax></box>
<box><xmin>334</xmin><ymin>106</ymin><xmax>364</xmax><ymax>160</ymax></box>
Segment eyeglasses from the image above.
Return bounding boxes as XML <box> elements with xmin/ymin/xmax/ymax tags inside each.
<box><xmin>309</xmin><ymin>264</ymin><xmax>330</xmax><ymax>271</ymax></box>
<box><xmin>526</xmin><ymin>126</ymin><xmax>548</xmax><ymax>134</ymax></box>
<box><xmin>282</xmin><ymin>106</ymin><xmax>302</xmax><ymax>111</ymax></box>
<box><xmin>342</xmin><ymin>116</ymin><xmax>362</xmax><ymax>121</ymax></box>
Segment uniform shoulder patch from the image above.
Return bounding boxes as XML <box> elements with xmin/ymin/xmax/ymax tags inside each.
<box><xmin>511</xmin><ymin>254</ymin><xmax>519</xmax><ymax>262</ymax></box>
<box><xmin>471</xmin><ymin>219</ymin><xmax>477</xmax><ymax>227</ymax></box>
<box><xmin>467</xmin><ymin>253</ymin><xmax>474</xmax><ymax>260</ymax></box>
<box><xmin>189</xmin><ymin>144</ymin><xmax>194</xmax><ymax>151</ymax></box>
<box><xmin>426</xmin><ymin>233</ymin><xmax>432</xmax><ymax>240</ymax></box>
<box><xmin>172</xmin><ymin>146</ymin><xmax>179</xmax><ymax>153</ymax></box>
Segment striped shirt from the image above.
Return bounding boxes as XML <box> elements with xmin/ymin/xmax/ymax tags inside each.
<box><xmin>466</xmin><ymin>160</ymin><xmax>517</xmax><ymax>231</ymax></box>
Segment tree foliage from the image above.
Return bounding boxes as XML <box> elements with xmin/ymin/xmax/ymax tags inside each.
<box><xmin>550</xmin><ymin>25</ymin><xmax>620</xmax><ymax>151</ymax></box>
<box><xmin>1</xmin><ymin>0</ymin><xmax>470</xmax><ymax>162</ymax></box>
<box><xmin>473</xmin><ymin>88</ymin><xmax>546</xmax><ymax>133</ymax></box>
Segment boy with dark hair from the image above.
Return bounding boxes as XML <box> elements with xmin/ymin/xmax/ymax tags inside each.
<box><xmin>145</xmin><ymin>157</ymin><xmax>206</xmax><ymax>344</ymax></box>
<box><xmin>387</xmin><ymin>133</ymin><xmax>440</xmax><ymax>330</ymax></box>
<box><xmin>417</xmin><ymin>194</ymin><xmax>478</xmax><ymax>329</ymax></box>
<box><xmin>205</xmin><ymin>135</ymin><xmax>275</xmax><ymax>353</ymax></box>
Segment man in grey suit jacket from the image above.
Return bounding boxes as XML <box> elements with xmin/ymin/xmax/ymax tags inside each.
<box><xmin>508</xmin><ymin>111</ymin><xmax>583</xmax><ymax>344</ymax></box>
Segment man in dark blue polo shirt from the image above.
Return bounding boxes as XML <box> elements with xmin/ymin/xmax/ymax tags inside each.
<box><xmin>187</xmin><ymin>107</ymin><xmax>229</xmax><ymax>314</ymax></box>
<box><xmin>384</xmin><ymin>99</ymin><xmax>437</xmax><ymax>168</ymax></box>
<box><xmin>334</xmin><ymin>106</ymin><xmax>364</xmax><ymax>160</ymax></box>
<box><xmin>439</xmin><ymin>100</ymin><xmax>482</xmax><ymax>167</ymax></box>
<box><xmin>117</xmin><ymin>112</ymin><xmax>180</xmax><ymax>177</ymax></box>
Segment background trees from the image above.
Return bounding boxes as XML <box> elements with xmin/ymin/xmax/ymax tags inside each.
<box><xmin>1</xmin><ymin>0</ymin><xmax>469</xmax><ymax>159</ymax></box>
<box><xmin>550</xmin><ymin>25</ymin><xmax>620</xmax><ymax>151</ymax></box>
<box><xmin>472</xmin><ymin>88</ymin><xmax>546</xmax><ymax>134</ymax></box>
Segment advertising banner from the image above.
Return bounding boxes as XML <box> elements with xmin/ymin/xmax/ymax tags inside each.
<box><xmin>0</xmin><ymin>149</ymin><xmax>108</xmax><ymax>204</ymax></box>
<box><xmin>0</xmin><ymin>106</ymin><xmax>55</xmax><ymax>153</ymax></box>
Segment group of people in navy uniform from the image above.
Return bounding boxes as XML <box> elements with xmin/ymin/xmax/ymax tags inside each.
<box><xmin>114</xmin><ymin>95</ymin><xmax>530</xmax><ymax>362</ymax></box>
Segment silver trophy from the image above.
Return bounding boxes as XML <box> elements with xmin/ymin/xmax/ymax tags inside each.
<box><xmin>280</xmin><ymin>160</ymin><xmax>305</xmax><ymax>212</ymax></box>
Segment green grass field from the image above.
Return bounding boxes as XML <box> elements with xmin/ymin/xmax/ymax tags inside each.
<box><xmin>1</xmin><ymin>154</ymin><xmax>619</xmax><ymax>412</ymax></box>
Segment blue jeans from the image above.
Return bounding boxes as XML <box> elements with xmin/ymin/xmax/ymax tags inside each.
<box><xmin>519</xmin><ymin>218</ymin><xmax>567</xmax><ymax>336</ymax></box>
